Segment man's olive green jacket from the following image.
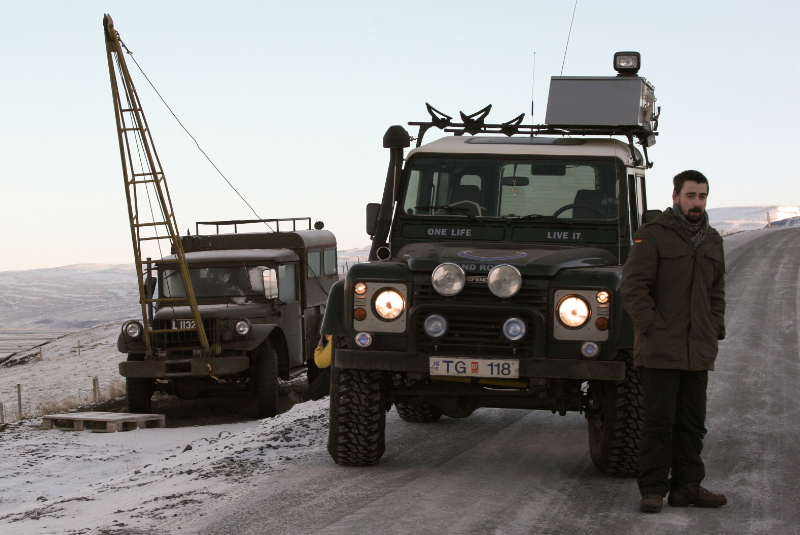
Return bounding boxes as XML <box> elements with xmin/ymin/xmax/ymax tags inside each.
<box><xmin>621</xmin><ymin>210</ymin><xmax>726</xmax><ymax>370</ymax></box>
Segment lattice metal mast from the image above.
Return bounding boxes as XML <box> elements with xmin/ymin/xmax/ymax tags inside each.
<box><xmin>103</xmin><ymin>14</ymin><xmax>209</xmax><ymax>357</ymax></box>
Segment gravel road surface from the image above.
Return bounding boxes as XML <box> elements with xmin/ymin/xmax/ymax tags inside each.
<box><xmin>193</xmin><ymin>227</ymin><xmax>800</xmax><ymax>535</ymax></box>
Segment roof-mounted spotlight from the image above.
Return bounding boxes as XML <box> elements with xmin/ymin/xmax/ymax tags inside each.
<box><xmin>613</xmin><ymin>51</ymin><xmax>641</xmax><ymax>76</ymax></box>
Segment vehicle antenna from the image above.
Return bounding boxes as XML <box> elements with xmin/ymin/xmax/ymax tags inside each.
<box><xmin>560</xmin><ymin>0</ymin><xmax>578</xmax><ymax>76</ymax></box>
<box><xmin>531</xmin><ymin>51</ymin><xmax>536</xmax><ymax>132</ymax></box>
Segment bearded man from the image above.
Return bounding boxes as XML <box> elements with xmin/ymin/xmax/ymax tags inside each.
<box><xmin>622</xmin><ymin>170</ymin><xmax>728</xmax><ymax>513</ymax></box>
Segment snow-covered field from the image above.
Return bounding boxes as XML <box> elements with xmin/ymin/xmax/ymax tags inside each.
<box><xmin>707</xmin><ymin>205</ymin><xmax>800</xmax><ymax>233</ymax></box>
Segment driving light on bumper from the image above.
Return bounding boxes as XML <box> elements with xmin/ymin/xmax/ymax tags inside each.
<box><xmin>557</xmin><ymin>295</ymin><xmax>591</xmax><ymax>329</ymax></box>
<box><xmin>431</xmin><ymin>263</ymin><xmax>465</xmax><ymax>296</ymax></box>
<box><xmin>123</xmin><ymin>321</ymin><xmax>143</xmax><ymax>338</ymax></box>
<box><xmin>502</xmin><ymin>317</ymin><xmax>527</xmax><ymax>341</ymax></box>
<box><xmin>581</xmin><ymin>341</ymin><xmax>600</xmax><ymax>358</ymax></box>
<box><xmin>355</xmin><ymin>332</ymin><xmax>373</xmax><ymax>347</ymax></box>
<box><xmin>235</xmin><ymin>319</ymin><xmax>251</xmax><ymax>335</ymax></box>
<box><xmin>374</xmin><ymin>289</ymin><xmax>405</xmax><ymax>320</ymax></box>
<box><xmin>423</xmin><ymin>314</ymin><xmax>448</xmax><ymax>338</ymax></box>
<box><xmin>488</xmin><ymin>264</ymin><xmax>522</xmax><ymax>298</ymax></box>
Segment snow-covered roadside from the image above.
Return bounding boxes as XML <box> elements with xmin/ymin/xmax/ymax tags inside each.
<box><xmin>0</xmin><ymin>399</ymin><xmax>329</xmax><ymax>534</ymax></box>
<box><xmin>0</xmin><ymin>323</ymin><xmax>125</xmax><ymax>420</ymax></box>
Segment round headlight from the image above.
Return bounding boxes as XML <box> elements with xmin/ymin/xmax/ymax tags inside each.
<box><xmin>503</xmin><ymin>317</ymin><xmax>527</xmax><ymax>341</ymax></box>
<box><xmin>557</xmin><ymin>295</ymin><xmax>591</xmax><ymax>329</ymax></box>
<box><xmin>374</xmin><ymin>289</ymin><xmax>405</xmax><ymax>320</ymax></box>
<box><xmin>354</xmin><ymin>282</ymin><xmax>367</xmax><ymax>295</ymax></box>
<box><xmin>488</xmin><ymin>264</ymin><xmax>522</xmax><ymax>298</ymax></box>
<box><xmin>431</xmin><ymin>263</ymin><xmax>465</xmax><ymax>296</ymax></box>
<box><xmin>581</xmin><ymin>341</ymin><xmax>600</xmax><ymax>358</ymax></box>
<box><xmin>123</xmin><ymin>321</ymin><xmax>143</xmax><ymax>338</ymax></box>
<box><xmin>235</xmin><ymin>319</ymin><xmax>251</xmax><ymax>335</ymax></box>
<box><xmin>596</xmin><ymin>291</ymin><xmax>609</xmax><ymax>304</ymax></box>
<box><xmin>355</xmin><ymin>332</ymin><xmax>373</xmax><ymax>347</ymax></box>
<box><xmin>423</xmin><ymin>314</ymin><xmax>448</xmax><ymax>338</ymax></box>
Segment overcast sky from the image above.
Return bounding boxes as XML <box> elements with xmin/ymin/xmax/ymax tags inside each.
<box><xmin>1</xmin><ymin>1</ymin><xmax>797</xmax><ymax>271</ymax></box>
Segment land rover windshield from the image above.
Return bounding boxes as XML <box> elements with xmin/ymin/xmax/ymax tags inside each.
<box><xmin>402</xmin><ymin>158</ymin><xmax>620</xmax><ymax>220</ymax></box>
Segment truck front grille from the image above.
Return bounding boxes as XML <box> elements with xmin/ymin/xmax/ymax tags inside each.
<box><xmin>150</xmin><ymin>318</ymin><xmax>218</xmax><ymax>353</ymax></box>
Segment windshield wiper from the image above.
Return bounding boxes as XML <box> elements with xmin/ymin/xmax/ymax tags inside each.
<box><xmin>505</xmin><ymin>214</ymin><xmax>574</xmax><ymax>227</ymax></box>
<box><xmin>414</xmin><ymin>205</ymin><xmax>486</xmax><ymax>225</ymax></box>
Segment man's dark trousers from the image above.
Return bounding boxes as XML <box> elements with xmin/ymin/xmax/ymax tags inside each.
<box><xmin>638</xmin><ymin>367</ymin><xmax>709</xmax><ymax>496</ymax></box>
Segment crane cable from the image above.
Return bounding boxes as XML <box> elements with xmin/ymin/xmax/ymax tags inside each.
<box><xmin>116</xmin><ymin>35</ymin><xmax>275</xmax><ymax>233</ymax></box>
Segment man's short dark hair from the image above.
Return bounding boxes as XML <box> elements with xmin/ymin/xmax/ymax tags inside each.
<box><xmin>673</xmin><ymin>170</ymin><xmax>709</xmax><ymax>195</ymax></box>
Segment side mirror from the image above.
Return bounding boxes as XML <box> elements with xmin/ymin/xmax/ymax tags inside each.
<box><xmin>642</xmin><ymin>209</ymin><xmax>661</xmax><ymax>225</ymax></box>
<box><xmin>366</xmin><ymin>203</ymin><xmax>380</xmax><ymax>236</ymax></box>
<box><xmin>144</xmin><ymin>276</ymin><xmax>157</xmax><ymax>299</ymax></box>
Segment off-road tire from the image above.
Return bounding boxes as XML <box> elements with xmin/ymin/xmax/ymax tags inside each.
<box><xmin>395</xmin><ymin>402</ymin><xmax>443</xmax><ymax>423</ymax></box>
<box><xmin>126</xmin><ymin>354</ymin><xmax>154</xmax><ymax>414</ymax></box>
<box><xmin>254</xmin><ymin>345</ymin><xmax>279</xmax><ymax>419</ymax></box>
<box><xmin>586</xmin><ymin>354</ymin><xmax>644</xmax><ymax>477</ymax></box>
<box><xmin>327</xmin><ymin>357</ymin><xmax>387</xmax><ymax>466</ymax></box>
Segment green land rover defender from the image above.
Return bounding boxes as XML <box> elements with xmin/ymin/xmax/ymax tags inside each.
<box><xmin>321</xmin><ymin>52</ymin><xmax>661</xmax><ymax>475</ymax></box>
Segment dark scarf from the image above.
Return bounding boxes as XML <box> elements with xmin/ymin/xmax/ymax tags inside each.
<box><xmin>668</xmin><ymin>205</ymin><xmax>709</xmax><ymax>249</ymax></box>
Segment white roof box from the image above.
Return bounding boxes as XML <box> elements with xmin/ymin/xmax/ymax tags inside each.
<box><xmin>545</xmin><ymin>76</ymin><xmax>656</xmax><ymax>129</ymax></box>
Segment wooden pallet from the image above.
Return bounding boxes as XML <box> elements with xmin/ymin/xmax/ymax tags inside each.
<box><xmin>41</xmin><ymin>412</ymin><xmax>165</xmax><ymax>433</ymax></box>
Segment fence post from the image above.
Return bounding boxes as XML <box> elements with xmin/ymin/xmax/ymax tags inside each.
<box><xmin>0</xmin><ymin>402</ymin><xmax>4</xmax><ymax>424</ymax></box>
<box><xmin>17</xmin><ymin>384</ymin><xmax>22</xmax><ymax>420</ymax></box>
<box><xmin>93</xmin><ymin>376</ymin><xmax>100</xmax><ymax>403</ymax></box>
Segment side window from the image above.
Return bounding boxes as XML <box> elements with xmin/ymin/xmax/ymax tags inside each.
<box><xmin>278</xmin><ymin>264</ymin><xmax>297</xmax><ymax>302</ymax></box>
<box><xmin>262</xmin><ymin>268</ymin><xmax>278</xmax><ymax>299</ymax></box>
<box><xmin>307</xmin><ymin>250</ymin><xmax>322</xmax><ymax>278</ymax></box>
<box><xmin>636</xmin><ymin>175</ymin><xmax>647</xmax><ymax>212</ymax></box>
<box><xmin>323</xmin><ymin>247</ymin><xmax>337</xmax><ymax>276</ymax></box>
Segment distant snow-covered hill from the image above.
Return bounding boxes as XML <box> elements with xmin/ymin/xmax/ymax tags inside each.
<box><xmin>707</xmin><ymin>205</ymin><xmax>800</xmax><ymax>233</ymax></box>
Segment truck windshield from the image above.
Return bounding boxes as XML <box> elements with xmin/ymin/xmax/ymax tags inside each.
<box><xmin>402</xmin><ymin>158</ymin><xmax>619</xmax><ymax>220</ymax></box>
<box><xmin>160</xmin><ymin>266</ymin><xmax>268</xmax><ymax>298</ymax></box>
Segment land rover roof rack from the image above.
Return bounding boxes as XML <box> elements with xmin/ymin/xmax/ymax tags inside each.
<box><xmin>409</xmin><ymin>103</ymin><xmax>658</xmax><ymax>168</ymax></box>
<box><xmin>195</xmin><ymin>218</ymin><xmax>312</xmax><ymax>235</ymax></box>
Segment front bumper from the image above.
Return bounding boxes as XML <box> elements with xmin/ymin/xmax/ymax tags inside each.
<box><xmin>119</xmin><ymin>357</ymin><xmax>250</xmax><ymax>379</ymax></box>
<box><xmin>335</xmin><ymin>349</ymin><xmax>624</xmax><ymax>381</ymax></box>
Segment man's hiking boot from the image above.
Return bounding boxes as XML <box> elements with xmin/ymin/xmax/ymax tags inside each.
<box><xmin>668</xmin><ymin>485</ymin><xmax>727</xmax><ymax>508</ymax></box>
<box><xmin>640</xmin><ymin>494</ymin><xmax>663</xmax><ymax>513</ymax></box>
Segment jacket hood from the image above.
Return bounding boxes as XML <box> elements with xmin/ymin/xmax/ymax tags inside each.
<box><xmin>395</xmin><ymin>242</ymin><xmax>618</xmax><ymax>277</ymax></box>
<box><xmin>153</xmin><ymin>303</ymin><xmax>269</xmax><ymax>320</ymax></box>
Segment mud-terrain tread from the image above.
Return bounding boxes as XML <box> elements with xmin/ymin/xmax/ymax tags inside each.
<box><xmin>328</xmin><ymin>365</ymin><xmax>387</xmax><ymax>466</ymax></box>
<box><xmin>395</xmin><ymin>402</ymin><xmax>443</xmax><ymax>423</ymax></box>
<box><xmin>255</xmin><ymin>346</ymin><xmax>279</xmax><ymax>419</ymax></box>
<box><xmin>126</xmin><ymin>353</ymin><xmax>154</xmax><ymax>414</ymax></box>
<box><xmin>587</xmin><ymin>354</ymin><xmax>644</xmax><ymax>477</ymax></box>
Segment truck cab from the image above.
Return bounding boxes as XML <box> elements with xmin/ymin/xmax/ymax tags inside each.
<box><xmin>118</xmin><ymin>218</ymin><xmax>337</xmax><ymax>418</ymax></box>
<box><xmin>323</xmin><ymin>52</ymin><xmax>657</xmax><ymax>475</ymax></box>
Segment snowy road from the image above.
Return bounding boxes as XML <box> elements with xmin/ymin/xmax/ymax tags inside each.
<box><xmin>194</xmin><ymin>227</ymin><xmax>800</xmax><ymax>535</ymax></box>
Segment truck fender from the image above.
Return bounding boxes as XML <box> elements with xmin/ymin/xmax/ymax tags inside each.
<box><xmin>320</xmin><ymin>279</ymin><xmax>347</xmax><ymax>336</ymax></box>
<box><xmin>117</xmin><ymin>332</ymin><xmax>146</xmax><ymax>354</ymax></box>
<box><xmin>246</xmin><ymin>324</ymin><xmax>281</xmax><ymax>351</ymax></box>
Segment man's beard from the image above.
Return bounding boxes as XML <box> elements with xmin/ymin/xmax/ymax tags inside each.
<box><xmin>684</xmin><ymin>208</ymin><xmax>703</xmax><ymax>223</ymax></box>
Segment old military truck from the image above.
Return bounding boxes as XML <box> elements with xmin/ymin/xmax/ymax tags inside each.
<box><xmin>323</xmin><ymin>52</ymin><xmax>660</xmax><ymax>474</ymax></box>
<box><xmin>118</xmin><ymin>218</ymin><xmax>338</xmax><ymax>418</ymax></box>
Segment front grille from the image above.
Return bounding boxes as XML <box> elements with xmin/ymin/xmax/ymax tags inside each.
<box><xmin>412</xmin><ymin>274</ymin><xmax>548</xmax><ymax>357</ymax></box>
<box><xmin>150</xmin><ymin>318</ymin><xmax>218</xmax><ymax>353</ymax></box>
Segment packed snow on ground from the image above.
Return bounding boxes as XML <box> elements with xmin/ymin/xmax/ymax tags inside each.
<box><xmin>707</xmin><ymin>205</ymin><xmax>800</xmax><ymax>233</ymax></box>
<box><xmin>0</xmin><ymin>400</ymin><xmax>329</xmax><ymax>534</ymax></box>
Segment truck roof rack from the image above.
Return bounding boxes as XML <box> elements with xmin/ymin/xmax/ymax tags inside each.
<box><xmin>195</xmin><ymin>218</ymin><xmax>312</xmax><ymax>235</ymax></box>
<box><xmin>409</xmin><ymin>102</ymin><xmax>659</xmax><ymax>168</ymax></box>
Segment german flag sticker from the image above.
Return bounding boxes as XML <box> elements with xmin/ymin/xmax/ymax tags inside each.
<box><xmin>635</xmin><ymin>238</ymin><xmax>643</xmax><ymax>243</ymax></box>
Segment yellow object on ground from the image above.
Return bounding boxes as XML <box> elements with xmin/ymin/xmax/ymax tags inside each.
<box><xmin>314</xmin><ymin>335</ymin><xmax>333</xmax><ymax>368</ymax></box>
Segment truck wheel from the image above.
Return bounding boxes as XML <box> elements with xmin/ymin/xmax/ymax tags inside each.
<box><xmin>255</xmin><ymin>345</ymin><xmax>279</xmax><ymax>419</ymax></box>
<box><xmin>586</xmin><ymin>354</ymin><xmax>644</xmax><ymax>477</ymax></box>
<box><xmin>327</xmin><ymin>360</ymin><xmax>387</xmax><ymax>466</ymax></box>
<box><xmin>126</xmin><ymin>354</ymin><xmax>154</xmax><ymax>414</ymax></box>
<box><xmin>395</xmin><ymin>402</ymin><xmax>443</xmax><ymax>423</ymax></box>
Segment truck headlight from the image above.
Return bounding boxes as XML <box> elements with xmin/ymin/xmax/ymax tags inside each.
<box><xmin>374</xmin><ymin>289</ymin><xmax>405</xmax><ymax>320</ymax></box>
<box><xmin>502</xmin><ymin>318</ymin><xmax>526</xmax><ymax>341</ymax></box>
<box><xmin>432</xmin><ymin>263</ymin><xmax>465</xmax><ymax>296</ymax></box>
<box><xmin>488</xmin><ymin>264</ymin><xmax>522</xmax><ymax>298</ymax></box>
<box><xmin>235</xmin><ymin>319</ymin><xmax>251</xmax><ymax>335</ymax></box>
<box><xmin>557</xmin><ymin>295</ymin><xmax>591</xmax><ymax>329</ymax></box>
<box><xmin>423</xmin><ymin>314</ymin><xmax>448</xmax><ymax>338</ymax></box>
<box><xmin>123</xmin><ymin>321</ymin><xmax>143</xmax><ymax>338</ymax></box>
